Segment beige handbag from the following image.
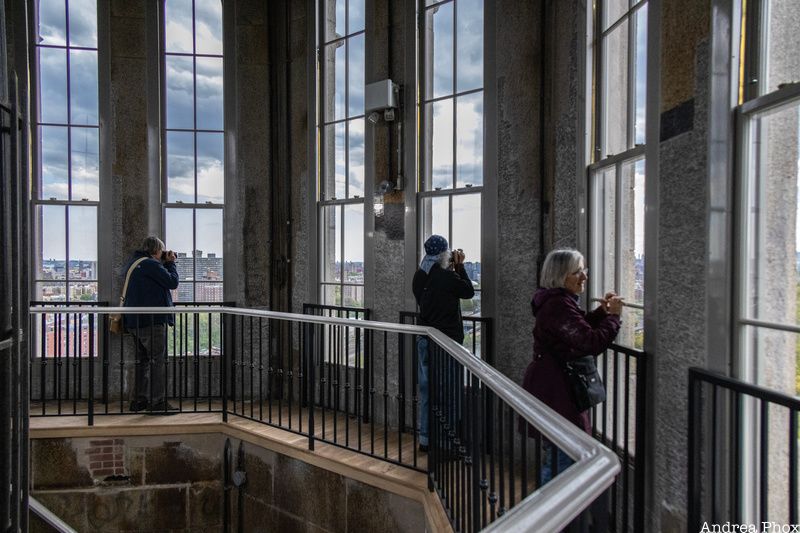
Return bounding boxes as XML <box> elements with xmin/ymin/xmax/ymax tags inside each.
<box><xmin>109</xmin><ymin>257</ymin><xmax>148</xmax><ymax>334</ymax></box>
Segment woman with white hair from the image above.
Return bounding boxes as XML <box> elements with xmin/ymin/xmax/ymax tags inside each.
<box><xmin>522</xmin><ymin>248</ymin><xmax>623</xmax><ymax>484</ymax></box>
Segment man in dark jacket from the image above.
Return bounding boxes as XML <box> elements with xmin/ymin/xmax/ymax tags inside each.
<box><xmin>412</xmin><ymin>234</ymin><xmax>475</xmax><ymax>451</ymax></box>
<box><xmin>123</xmin><ymin>236</ymin><xmax>179</xmax><ymax>413</ymax></box>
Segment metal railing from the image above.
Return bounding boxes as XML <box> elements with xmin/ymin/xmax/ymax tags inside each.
<box><xmin>593</xmin><ymin>343</ymin><xmax>647</xmax><ymax>533</ymax></box>
<box><xmin>688</xmin><ymin>367</ymin><xmax>800</xmax><ymax>530</ymax></box>
<box><xmin>28</xmin><ymin>305</ymin><xmax>620</xmax><ymax>532</ymax></box>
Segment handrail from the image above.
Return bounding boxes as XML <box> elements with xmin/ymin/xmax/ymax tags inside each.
<box><xmin>29</xmin><ymin>496</ymin><xmax>78</xmax><ymax>533</ymax></box>
<box><xmin>29</xmin><ymin>305</ymin><xmax>620</xmax><ymax>531</ymax></box>
<box><xmin>689</xmin><ymin>366</ymin><xmax>800</xmax><ymax>410</ymax></box>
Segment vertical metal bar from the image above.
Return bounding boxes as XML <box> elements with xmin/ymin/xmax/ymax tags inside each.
<box><xmin>207</xmin><ymin>312</ymin><xmax>212</xmax><ymax>411</ymax></box>
<box><xmin>383</xmin><ymin>331</ymin><xmax>388</xmax><ymax>458</ymax></box>
<box><xmin>259</xmin><ymin>317</ymin><xmax>264</xmax><ymax>421</ymax></box>
<box><xmin>277</xmin><ymin>317</ymin><xmax>283</xmax><ymax>428</ymax></box>
<box><xmin>87</xmin><ymin>313</ymin><xmax>94</xmax><ymax>425</ymax></box>
<box><xmin>268</xmin><ymin>317</ymin><xmax>274</xmax><ymax>423</ymax></box>
<box><xmin>249</xmin><ymin>316</ymin><xmax>254</xmax><ymax>418</ymax></box>
<box><xmin>64</xmin><ymin>313</ymin><xmax>70</xmax><ymax>404</ymax></box>
<box><xmin>223</xmin><ymin>438</ymin><xmax>231</xmax><ymax>533</ymax></box>
<box><xmin>687</xmin><ymin>370</ymin><xmax>701</xmax><ymax>532</ymax></box>
<box><xmin>498</xmin><ymin>401</ymin><xmax>505</xmax><ymax>516</ymax></box>
<box><xmin>308</xmin><ymin>321</ymin><xmax>316</xmax><ymax>450</ymax></box>
<box><xmin>221</xmin><ymin>313</ymin><xmax>228</xmax><ymax>422</ymax></box>
<box><xmin>370</xmin><ymin>328</ymin><xmax>375</xmax><ymax>454</ymax></box>
<box><xmin>40</xmin><ymin>314</ymin><xmax>46</xmax><ymax>414</ymax></box>
<box><xmin>344</xmin><ymin>315</ymin><xmax>350</xmax><ymax>447</ymax></box>
<box><xmin>634</xmin><ymin>353</ymin><xmax>646</xmax><ymax>531</ymax></box>
<box><xmin>488</xmin><ymin>387</ymin><xmax>497</xmax><ymax>521</ymax></box>
<box><xmin>240</xmin><ymin>314</ymin><xmax>245</xmax><ymax>414</ymax></box>
<box><xmin>119</xmin><ymin>321</ymin><xmax>125</xmax><ymax>413</ymax></box>
<box><xmin>56</xmin><ymin>312</ymin><xmax>61</xmax><ymax>413</ymax></box>
<box><xmin>194</xmin><ymin>312</ymin><xmax>200</xmax><ymax>411</ymax></box>
<box><xmin>623</xmin><ymin>351</ymin><xmax>631</xmax><ymax>530</ymax></box>
<box><xmin>507</xmin><ymin>406</ymin><xmax>515</xmax><ymax>510</ymax></box>
<box><xmin>471</xmin><ymin>373</ymin><xmax>480</xmax><ymax>533</ymax></box>
<box><xmin>288</xmin><ymin>320</ymin><xmax>294</xmax><ymax>430</ymax></box>
<box><xmin>334</xmin><ymin>319</ymin><xmax>340</xmax><ymax>443</ymax></box>
<box><xmin>412</xmin><ymin>332</ymin><xmax>419</xmax><ymax>468</ymax></box>
<box><xmin>356</xmin><ymin>325</ymin><xmax>362</xmax><ymax>451</ymax></box>
<box><xmin>480</xmin><ymin>381</ymin><xmax>488</xmax><ymax>529</ymax></box>
<box><xmin>791</xmin><ymin>409</ymin><xmax>798</xmax><ymax>524</ymax></box>
<box><xmin>760</xmin><ymin>399</ymin><xmax>769</xmax><ymax>524</ymax></box>
<box><xmin>711</xmin><ymin>384</ymin><xmax>719</xmax><ymax>524</ymax></box>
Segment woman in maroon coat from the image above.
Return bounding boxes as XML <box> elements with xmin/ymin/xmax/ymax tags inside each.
<box><xmin>522</xmin><ymin>249</ymin><xmax>623</xmax><ymax>484</ymax></box>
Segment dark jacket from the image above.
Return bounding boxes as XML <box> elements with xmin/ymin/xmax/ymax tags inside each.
<box><xmin>521</xmin><ymin>287</ymin><xmax>620</xmax><ymax>434</ymax></box>
<box><xmin>412</xmin><ymin>263</ymin><xmax>475</xmax><ymax>343</ymax></box>
<box><xmin>122</xmin><ymin>251</ymin><xmax>179</xmax><ymax>328</ymax></box>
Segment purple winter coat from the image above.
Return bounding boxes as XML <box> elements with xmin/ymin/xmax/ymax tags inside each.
<box><xmin>521</xmin><ymin>288</ymin><xmax>621</xmax><ymax>434</ymax></box>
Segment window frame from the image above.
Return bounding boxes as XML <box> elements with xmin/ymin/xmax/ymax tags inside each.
<box><xmin>316</xmin><ymin>0</ymin><xmax>367</xmax><ymax>308</ymax></box>
<box><xmin>417</xmin><ymin>0</ymin><xmax>485</xmax><ymax>316</ymax></box>
<box><xmin>31</xmin><ymin>0</ymin><xmax>101</xmax><ymax>304</ymax></box>
<box><xmin>159</xmin><ymin>0</ymin><xmax>226</xmax><ymax>304</ymax></box>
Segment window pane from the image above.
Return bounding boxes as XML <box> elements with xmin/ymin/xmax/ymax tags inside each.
<box><xmin>343</xmin><ymin>203</ymin><xmax>364</xmax><ymax>284</ymax></box>
<box><xmin>68</xmin><ymin>206</ymin><xmax>97</xmax><ymax>268</ymax></box>
<box><xmin>68</xmin><ymin>0</ymin><xmax>97</xmax><ymax>48</ymax></box>
<box><xmin>70</xmin><ymin>127</ymin><xmax>99</xmax><ymax>201</ymax></box>
<box><xmin>167</xmin><ymin>131</ymin><xmax>195</xmax><ymax>203</ymax></box>
<box><xmin>69</xmin><ymin>50</ymin><xmax>98</xmax><ymax>125</ymax></box>
<box><xmin>39</xmin><ymin>0</ymin><xmax>67</xmax><ymax>46</ymax></box>
<box><xmin>321</xmin><ymin>205</ymin><xmax>342</xmax><ymax>282</ymax></box>
<box><xmin>348</xmin><ymin>119</ymin><xmax>365</xmax><ymax>198</ymax></box>
<box><xmin>40</xmin><ymin>125</ymin><xmax>69</xmax><ymax>200</ymax></box>
<box><xmin>602</xmin><ymin>21</ymin><xmax>629</xmax><ymax>157</ymax></box>
<box><xmin>348</xmin><ymin>0</ymin><xmax>365</xmax><ymax>34</ymax></box>
<box><xmin>427</xmin><ymin>2</ymin><xmax>454</xmax><ymax>99</ymax></box>
<box><xmin>591</xmin><ymin>167</ymin><xmax>616</xmax><ymax>299</ymax></box>
<box><xmin>619</xmin><ymin>307</ymin><xmax>643</xmax><ymax>349</ymax></box>
<box><xmin>196</xmin><ymin>132</ymin><xmax>224</xmax><ymax>203</ymax></box>
<box><xmin>342</xmin><ymin>285</ymin><xmax>364</xmax><ymax>308</ymax></box>
<box><xmin>36</xmin><ymin>281</ymin><xmax>67</xmax><ymax>302</ymax></box>
<box><xmin>195</xmin><ymin>282</ymin><xmax>223</xmax><ymax>303</ymax></box>
<box><xmin>603</xmin><ymin>0</ymin><xmax>629</xmax><ymax>31</ymax></box>
<box><xmin>323</xmin><ymin>283</ymin><xmax>340</xmax><ymax>306</ymax></box>
<box><xmin>348</xmin><ymin>34</ymin><xmax>365</xmax><ymax>118</ymax></box>
<box><xmin>38</xmin><ymin>205</ymin><xmax>66</xmax><ymax>280</ymax></box>
<box><xmin>621</xmin><ymin>158</ymin><xmax>645</xmax><ymax>306</ymax></box>
<box><xmin>765</xmin><ymin>0</ymin><xmax>800</xmax><ymax>94</ymax></box>
<box><xmin>164</xmin><ymin>0</ymin><xmax>194</xmax><ymax>53</ymax></box>
<box><xmin>456</xmin><ymin>0</ymin><xmax>483</xmax><ymax>93</ymax></box>
<box><xmin>744</xmin><ymin>100</ymin><xmax>800</xmax><ymax>326</ymax></box>
<box><xmin>427</xmin><ymin>99</ymin><xmax>454</xmax><ymax>190</ymax></box>
<box><xmin>634</xmin><ymin>4</ymin><xmax>647</xmax><ymax>145</ymax></box>
<box><xmin>456</xmin><ymin>92</ymin><xmax>483</xmax><ymax>187</ymax></box>
<box><xmin>166</xmin><ymin>208</ymin><xmax>195</xmax><ymax>262</ymax></box>
<box><xmin>166</xmin><ymin>55</ymin><xmax>195</xmax><ymax>129</ymax></box>
<box><xmin>195</xmin><ymin>57</ymin><xmax>223</xmax><ymax>130</ymax></box>
<box><xmin>420</xmin><ymin>195</ymin><xmax>449</xmax><ymax>246</ymax></box>
<box><xmin>452</xmin><ymin>193</ymin><xmax>481</xmax><ymax>266</ymax></box>
<box><xmin>195</xmin><ymin>209</ymin><xmax>223</xmax><ymax>280</ymax></box>
<box><xmin>742</xmin><ymin>326</ymin><xmax>799</xmax><ymax>395</ymax></box>
<box><xmin>39</xmin><ymin>47</ymin><xmax>68</xmax><ymax>124</ymax></box>
<box><xmin>324</xmin><ymin>41</ymin><xmax>346</xmax><ymax>122</ymax></box>
<box><xmin>324</xmin><ymin>123</ymin><xmax>346</xmax><ymax>199</ymax></box>
<box><xmin>195</xmin><ymin>0</ymin><xmax>223</xmax><ymax>55</ymax></box>
<box><xmin>325</xmin><ymin>0</ymin><xmax>346</xmax><ymax>42</ymax></box>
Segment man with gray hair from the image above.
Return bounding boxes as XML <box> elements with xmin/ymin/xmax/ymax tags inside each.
<box><xmin>122</xmin><ymin>236</ymin><xmax>179</xmax><ymax>413</ymax></box>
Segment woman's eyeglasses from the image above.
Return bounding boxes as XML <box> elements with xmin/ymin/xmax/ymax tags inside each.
<box><xmin>571</xmin><ymin>268</ymin><xmax>589</xmax><ymax>276</ymax></box>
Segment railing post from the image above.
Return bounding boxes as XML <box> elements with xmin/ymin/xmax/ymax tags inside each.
<box><xmin>87</xmin><ymin>313</ymin><xmax>94</xmax><ymax>426</ymax></box>
<box><xmin>307</xmin><ymin>321</ymin><xmax>315</xmax><ymax>451</ymax></box>
<box><xmin>687</xmin><ymin>369</ymin><xmax>700</xmax><ymax>532</ymax></box>
<box><xmin>221</xmin><ymin>313</ymin><xmax>228</xmax><ymax>422</ymax></box>
<box><xmin>634</xmin><ymin>353</ymin><xmax>647</xmax><ymax>532</ymax></box>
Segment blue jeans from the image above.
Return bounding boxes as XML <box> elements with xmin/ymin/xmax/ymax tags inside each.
<box><xmin>540</xmin><ymin>440</ymin><xmax>574</xmax><ymax>485</ymax></box>
<box><xmin>417</xmin><ymin>336</ymin><xmax>430</xmax><ymax>446</ymax></box>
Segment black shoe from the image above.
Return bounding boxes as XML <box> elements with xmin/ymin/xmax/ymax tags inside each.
<box><xmin>147</xmin><ymin>401</ymin><xmax>179</xmax><ymax>415</ymax></box>
<box><xmin>418</xmin><ymin>444</ymin><xmax>429</xmax><ymax>453</ymax></box>
<box><xmin>129</xmin><ymin>399</ymin><xmax>148</xmax><ymax>412</ymax></box>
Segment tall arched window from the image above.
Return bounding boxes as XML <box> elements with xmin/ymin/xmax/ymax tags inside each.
<box><xmin>161</xmin><ymin>0</ymin><xmax>225</xmax><ymax>303</ymax></box>
<box><xmin>419</xmin><ymin>0</ymin><xmax>484</xmax><ymax>317</ymax></box>
<box><xmin>33</xmin><ymin>0</ymin><xmax>100</xmax><ymax>303</ymax></box>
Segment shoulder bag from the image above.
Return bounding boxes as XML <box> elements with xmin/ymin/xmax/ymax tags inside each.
<box><xmin>560</xmin><ymin>355</ymin><xmax>606</xmax><ymax>412</ymax></box>
<box><xmin>109</xmin><ymin>257</ymin><xmax>148</xmax><ymax>334</ymax></box>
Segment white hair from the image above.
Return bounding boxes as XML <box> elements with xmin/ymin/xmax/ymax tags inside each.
<box><xmin>436</xmin><ymin>250</ymin><xmax>451</xmax><ymax>269</ymax></box>
<box><xmin>539</xmin><ymin>249</ymin><xmax>584</xmax><ymax>289</ymax></box>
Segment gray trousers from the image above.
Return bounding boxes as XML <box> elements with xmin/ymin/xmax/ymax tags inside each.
<box><xmin>131</xmin><ymin>324</ymin><xmax>167</xmax><ymax>404</ymax></box>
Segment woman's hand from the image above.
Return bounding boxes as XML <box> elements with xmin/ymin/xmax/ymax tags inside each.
<box><xmin>607</xmin><ymin>296</ymin><xmax>624</xmax><ymax>315</ymax></box>
<box><xmin>598</xmin><ymin>292</ymin><xmax>617</xmax><ymax>311</ymax></box>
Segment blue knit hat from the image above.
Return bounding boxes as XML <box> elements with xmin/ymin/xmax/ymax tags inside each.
<box><xmin>420</xmin><ymin>235</ymin><xmax>449</xmax><ymax>273</ymax></box>
<box><xmin>423</xmin><ymin>234</ymin><xmax>449</xmax><ymax>256</ymax></box>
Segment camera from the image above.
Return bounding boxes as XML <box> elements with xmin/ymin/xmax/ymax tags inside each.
<box><xmin>160</xmin><ymin>250</ymin><xmax>175</xmax><ymax>262</ymax></box>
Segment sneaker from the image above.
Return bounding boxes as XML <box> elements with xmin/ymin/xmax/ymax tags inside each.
<box><xmin>129</xmin><ymin>399</ymin><xmax>148</xmax><ymax>412</ymax></box>
<box><xmin>147</xmin><ymin>400</ymin><xmax>179</xmax><ymax>415</ymax></box>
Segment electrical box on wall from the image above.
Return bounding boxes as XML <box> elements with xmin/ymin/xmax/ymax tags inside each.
<box><xmin>365</xmin><ymin>79</ymin><xmax>398</xmax><ymax>112</ymax></box>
